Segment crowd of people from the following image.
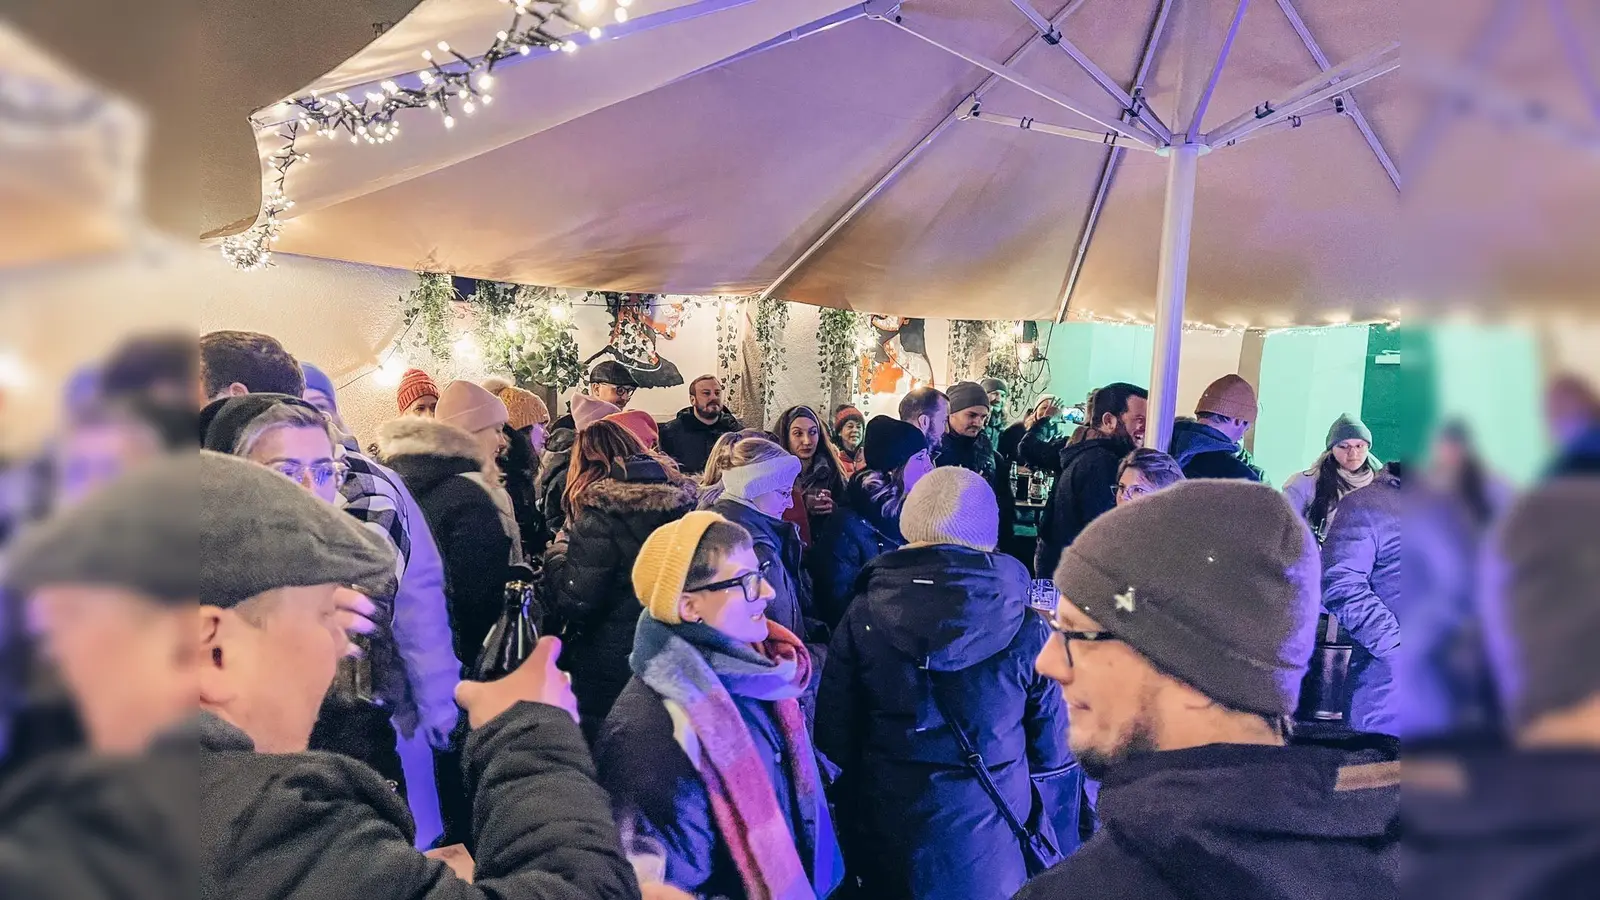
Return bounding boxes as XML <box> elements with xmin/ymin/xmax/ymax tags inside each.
<box><xmin>2</xmin><ymin>326</ymin><xmax>1599</xmax><ymax>898</ymax></box>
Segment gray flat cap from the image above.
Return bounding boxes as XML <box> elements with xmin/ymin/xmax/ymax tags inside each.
<box><xmin>6</xmin><ymin>451</ymin><xmax>394</xmax><ymax>607</ymax></box>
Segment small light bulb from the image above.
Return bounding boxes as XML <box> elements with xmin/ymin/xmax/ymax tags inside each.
<box><xmin>437</xmin><ymin>41</ymin><xmax>450</xmax><ymax>52</ymax></box>
<box><xmin>443</xmin><ymin>115</ymin><xmax>455</xmax><ymax>128</ymax></box>
<box><xmin>481</xmin><ymin>94</ymin><xmax>493</xmax><ymax>106</ymax></box>
<box><xmin>365</xmin><ymin>91</ymin><xmax>382</xmax><ymax>102</ymax></box>
<box><xmin>427</xmin><ymin>98</ymin><xmax>438</xmax><ymax>109</ymax></box>
<box><xmin>589</xmin><ymin>26</ymin><xmax>603</xmax><ymax>39</ymax></box>
<box><xmin>419</xmin><ymin>70</ymin><xmax>434</xmax><ymax>84</ymax></box>
<box><xmin>421</xmin><ymin>49</ymin><xmax>432</xmax><ymax>61</ymax></box>
<box><xmin>562</xmin><ymin>40</ymin><xmax>578</xmax><ymax>52</ymax></box>
<box><xmin>550</xmin><ymin>305</ymin><xmax>568</xmax><ymax>321</ymax></box>
<box><xmin>496</xmin><ymin>30</ymin><xmax>509</xmax><ymax>41</ymax></box>
<box><xmin>614</xmin><ymin>7</ymin><xmax>629</xmax><ymax>22</ymax></box>
<box><xmin>463</xmin><ymin>101</ymin><xmax>476</xmax><ymax>114</ymax></box>
<box><xmin>618</xmin><ymin>0</ymin><xmax>633</xmax><ymax>7</ymax></box>
<box><xmin>579</xmin><ymin>0</ymin><xmax>599</xmax><ymax>12</ymax></box>
<box><xmin>350</xmin><ymin>134</ymin><xmax>358</xmax><ymax>143</ymax></box>
<box><xmin>477</xmin><ymin>73</ymin><xmax>493</xmax><ymax>89</ymax></box>
<box><xmin>357</xmin><ymin>124</ymin><xmax>367</xmax><ymax>134</ymax></box>
<box><xmin>519</xmin><ymin>43</ymin><xmax>531</xmax><ymax>55</ymax></box>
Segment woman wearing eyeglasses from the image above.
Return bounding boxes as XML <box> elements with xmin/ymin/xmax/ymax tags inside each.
<box><xmin>596</xmin><ymin>512</ymin><xmax>845</xmax><ymax>900</ymax></box>
<box><xmin>1113</xmin><ymin>448</ymin><xmax>1186</xmax><ymax>507</ymax></box>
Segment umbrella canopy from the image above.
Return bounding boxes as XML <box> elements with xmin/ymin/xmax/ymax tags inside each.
<box><xmin>222</xmin><ymin>0</ymin><xmax>1595</xmax><ymax>326</ymax></box>
<box><xmin>0</xmin><ymin>21</ymin><xmax>144</xmax><ymax>269</ymax></box>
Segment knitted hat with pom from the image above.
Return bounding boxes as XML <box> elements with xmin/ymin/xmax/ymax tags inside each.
<box><xmin>397</xmin><ymin>368</ymin><xmax>438</xmax><ymax>413</ymax></box>
<box><xmin>901</xmin><ymin>467</ymin><xmax>999</xmax><ymax>552</ymax></box>
<box><xmin>633</xmin><ymin>511</ymin><xmax>731</xmax><ymax>624</ymax></box>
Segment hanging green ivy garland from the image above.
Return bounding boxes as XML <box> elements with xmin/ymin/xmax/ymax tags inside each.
<box><xmin>753</xmin><ymin>296</ymin><xmax>789</xmax><ymax>415</ymax></box>
<box><xmin>401</xmin><ymin>272</ymin><xmax>458</xmax><ymax>363</ymax></box>
<box><xmin>469</xmin><ymin>281</ymin><xmax>583</xmax><ymax>392</ymax></box>
<box><xmin>948</xmin><ymin>319</ymin><xmax>984</xmax><ymax>382</ymax></box>
<box><xmin>816</xmin><ymin>308</ymin><xmax>865</xmax><ymax>404</ymax></box>
<box><xmin>984</xmin><ymin>319</ymin><xmax>1022</xmax><ymax>388</ymax></box>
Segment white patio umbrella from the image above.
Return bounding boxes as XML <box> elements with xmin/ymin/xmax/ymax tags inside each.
<box><xmin>220</xmin><ymin>0</ymin><xmax>1597</xmax><ymax>445</ymax></box>
<box><xmin>0</xmin><ymin>21</ymin><xmax>145</xmax><ymax>269</ymax></box>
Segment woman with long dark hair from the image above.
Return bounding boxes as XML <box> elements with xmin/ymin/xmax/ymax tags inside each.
<box><xmin>544</xmin><ymin>420</ymin><xmax>697</xmax><ymax>743</ymax></box>
<box><xmin>773</xmin><ymin>405</ymin><xmax>846</xmax><ymax>547</ymax></box>
<box><xmin>1283</xmin><ymin>414</ymin><xmax>1383</xmax><ymax>542</ymax></box>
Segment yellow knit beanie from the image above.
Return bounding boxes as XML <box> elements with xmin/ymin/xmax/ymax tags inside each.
<box><xmin>632</xmin><ymin>511</ymin><xmax>728</xmax><ymax>624</ymax></box>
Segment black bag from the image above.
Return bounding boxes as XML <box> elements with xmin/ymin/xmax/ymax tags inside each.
<box><xmin>926</xmin><ymin>670</ymin><xmax>1065</xmax><ymax>877</ymax></box>
<box><xmin>471</xmin><ymin>564</ymin><xmax>543</xmax><ymax>681</ymax></box>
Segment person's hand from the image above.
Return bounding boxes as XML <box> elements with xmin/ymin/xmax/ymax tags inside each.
<box><xmin>805</xmin><ymin>489</ymin><xmax>835</xmax><ymax>516</ymax></box>
<box><xmin>454</xmin><ymin>636</ymin><xmax>579</xmax><ymax>728</ymax></box>
<box><xmin>334</xmin><ymin>588</ymin><xmax>378</xmax><ymax>657</ymax></box>
<box><xmin>640</xmin><ymin>884</ymin><xmax>695</xmax><ymax>900</ymax></box>
<box><xmin>1036</xmin><ymin>400</ymin><xmax>1063</xmax><ymax>421</ymax></box>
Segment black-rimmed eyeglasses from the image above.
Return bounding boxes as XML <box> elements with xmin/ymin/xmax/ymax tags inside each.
<box><xmin>1048</xmin><ymin>619</ymin><xmax>1121</xmax><ymax>666</ymax></box>
<box><xmin>685</xmin><ymin>560</ymin><xmax>773</xmax><ymax>604</ymax></box>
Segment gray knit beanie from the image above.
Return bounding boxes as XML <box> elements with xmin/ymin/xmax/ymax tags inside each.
<box><xmin>1325</xmin><ymin>413</ymin><xmax>1373</xmax><ymax>450</ymax></box>
<box><xmin>946</xmin><ymin>381</ymin><xmax>991</xmax><ymax>415</ymax></box>
<box><xmin>901</xmin><ymin>467</ymin><xmax>999</xmax><ymax>552</ymax></box>
<box><xmin>1493</xmin><ymin>479</ymin><xmax>1600</xmax><ymax>728</ymax></box>
<box><xmin>1053</xmin><ymin>480</ymin><xmax>1321</xmax><ymax>717</ymax></box>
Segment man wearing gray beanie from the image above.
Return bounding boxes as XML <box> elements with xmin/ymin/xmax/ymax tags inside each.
<box><xmin>1017</xmin><ymin>480</ymin><xmax>1398</xmax><ymax>900</ymax></box>
<box><xmin>1</xmin><ymin>453</ymin><xmax>637</xmax><ymax>900</ymax></box>
<box><xmin>1407</xmin><ymin>479</ymin><xmax>1600</xmax><ymax>899</ymax></box>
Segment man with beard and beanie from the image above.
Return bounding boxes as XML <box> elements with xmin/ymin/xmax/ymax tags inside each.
<box><xmin>981</xmin><ymin>377</ymin><xmax>1010</xmax><ymax>445</ymax></box>
<box><xmin>1018</xmin><ymin>481</ymin><xmax>1399</xmax><ymax>900</ymax></box>
<box><xmin>940</xmin><ymin>382</ymin><xmax>1020</xmax><ymax>562</ymax></box>
<box><xmin>659</xmin><ymin>374</ymin><xmax>743</xmax><ymax>475</ymax></box>
<box><xmin>551</xmin><ymin>361</ymin><xmax>639</xmax><ymax>432</ymax></box>
<box><xmin>1167</xmin><ymin>374</ymin><xmax>1266</xmax><ymax>482</ymax></box>
<box><xmin>1035</xmin><ymin>383</ymin><xmax>1147</xmax><ymax>579</ymax></box>
<box><xmin>1406</xmin><ymin>478</ymin><xmax>1600</xmax><ymax>900</ymax></box>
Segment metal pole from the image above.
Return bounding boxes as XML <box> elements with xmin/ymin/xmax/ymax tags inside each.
<box><xmin>1146</xmin><ymin>141</ymin><xmax>1201</xmax><ymax>451</ymax></box>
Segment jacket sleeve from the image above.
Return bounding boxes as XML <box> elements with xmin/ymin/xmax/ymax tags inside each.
<box><xmin>544</xmin><ymin>512</ymin><xmax>620</xmax><ymax>632</ymax></box>
<box><xmin>1281</xmin><ymin>471</ymin><xmax>1316</xmax><ymax>521</ymax></box>
<box><xmin>811</xmin><ymin>523</ymin><xmax>866</xmax><ymax>628</ymax></box>
<box><xmin>389</xmin><ymin>491</ymin><xmax>466</xmax><ymax>741</ymax></box>
<box><xmin>232</xmin><ymin>703</ymin><xmax>635</xmax><ymax>900</ymax></box>
<box><xmin>435</xmin><ymin>481</ymin><xmax>513</xmax><ymax>666</ymax></box>
<box><xmin>1321</xmin><ymin>498</ymin><xmax>1401</xmax><ymax>658</ymax></box>
<box><xmin>1019</xmin><ymin>419</ymin><xmax>1067</xmax><ymax>473</ymax></box>
<box><xmin>815</xmin><ymin>607</ymin><xmax>866</xmax><ymax>774</ymax></box>
<box><xmin>1019</xmin><ymin>617</ymin><xmax>1072</xmax><ymax>771</ymax></box>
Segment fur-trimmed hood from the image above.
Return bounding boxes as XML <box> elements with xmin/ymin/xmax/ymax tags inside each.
<box><xmin>376</xmin><ymin>416</ymin><xmax>488</xmax><ymax>466</ymax></box>
<box><xmin>573</xmin><ymin>456</ymin><xmax>698</xmax><ymax>517</ymax></box>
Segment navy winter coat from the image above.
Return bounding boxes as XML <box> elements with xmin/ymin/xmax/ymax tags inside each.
<box><xmin>544</xmin><ymin>456</ymin><xmax>697</xmax><ymax>743</ymax></box>
<box><xmin>809</xmin><ymin>478</ymin><xmax>905</xmax><ymax>629</ymax></box>
<box><xmin>1035</xmin><ymin>435</ymin><xmax>1133</xmax><ymax>579</ymax></box>
<box><xmin>1405</xmin><ymin>744</ymin><xmax>1600</xmax><ymax>899</ymax></box>
<box><xmin>1015</xmin><ymin>734</ymin><xmax>1400</xmax><ymax>900</ymax></box>
<box><xmin>818</xmin><ymin>545</ymin><xmax>1072</xmax><ymax>900</ymax></box>
<box><xmin>1167</xmin><ymin>419</ymin><xmax>1265</xmax><ymax>482</ymax></box>
<box><xmin>1321</xmin><ymin>473</ymin><xmax>1402</xmax><ymax>734</ymax></box>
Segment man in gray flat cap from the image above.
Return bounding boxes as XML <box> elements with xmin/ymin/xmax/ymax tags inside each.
<box><xmin>1017</xmin><ymin>480</ymin><xmax>1398</xmax><ymax>900</ymax></box>
<box><xmin>1</xmin><ymin>453</ymin><xmax>636</xmax><ymax>900</ymax></box>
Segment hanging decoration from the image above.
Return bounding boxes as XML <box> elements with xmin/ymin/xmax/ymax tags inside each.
<box><xmin>716</xmin><ymin>297</ymin><xmax>744</xmax><ymax>391</ymax></box>
<box><xmin>400</xmin><ymin>272</ymin><xmax>460</xmax><ymax>364</ymax></box>
<box><xmin>983</xmin><ymin>320</ymin><xmax>1022</xmax><ymax>390</ymax></box>
<box><xmin>223</xmin><ymin>0</ymin><xmax>635</xmax><ymax>270</ymax></box>
<box><xmin>584</xmin><ymin>292</ymin><xmax>686</xmax><ymax>388</ymax></box>
<box><xmin>753</xmin><ymin>296</ymin><xmax>790</xmax><ymax>415</ymax></box>
<box><xmin>947</xmin><ymin>319</ymin><xmax>984</xmax><ymax>382</ymax></box>
<box><xmin>816</xmin><ymin>309</ymin><xmax>867</xmax><ymax>405</ymax></box>
<box><xmin>472</xmin><ymin>282</ymin><xmax>583</xmax><ymax>391</ymax></box>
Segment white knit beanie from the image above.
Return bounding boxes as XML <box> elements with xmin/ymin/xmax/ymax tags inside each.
<box><xmin>901</xmin><ymin>467</ymin><xmax>999</xmax><ymax>552</ymax></box>
<box><xmin>721</xmin><ymin>453</ymin><xmax>803</xmax><ymax>503</ymax></box>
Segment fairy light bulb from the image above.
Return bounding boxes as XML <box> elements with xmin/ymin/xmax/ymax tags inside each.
<box><xmin>463</xmin><ymin>100</ymin><xmax>476</xmax><ymax>114</ymax></box>
<box><xmin>562</xmin><ymin>40</ymin><xmax>578</xmax><ymax>53</ymax></box>
<box><xmin>614</xmin><ymin>7</ymin><xmax>629</xmax><ymax>22</ymax></box>
<box><xmin>578</xmin><ymin>0</ymin><xmax>600</xmax><ymax>12</ymax></box>
<box><xmin>618</xmin><ymin>0</ymin><xmax>633</xmax><ymax>7</ymax></box>
<box><xmin>373</xmin><ymin>356</ymin><xmax>408</xmax><ymax>387</ymax></box>
<box><xmin>421</xmin><ymin>49</ymin><xmax>432</xmax><ymax>61</ymax></box>
<box><xmin>477</xmin><ymin>73</ymin><xmax>493</xmax><ymax>89</ymax></box>
<box><xmin>589</xmin><ymin>26</ymin><xmax>603</xmax><ymax>39</ymax></box>
<box><xmin>437</xmin><ymin>41</ymin><xmax>451</xmax><ymax>52</ymax></box>
<box><xmin>443</xmin><ymin>114</ymin><xmax>455</xmax><ymax>128</ymax></box>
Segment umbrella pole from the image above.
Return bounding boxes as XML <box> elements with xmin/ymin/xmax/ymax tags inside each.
<box><xmin>1147</xmin><ymin>142</ymin><xmax>1200</xmax><ymax>451</ymax></box>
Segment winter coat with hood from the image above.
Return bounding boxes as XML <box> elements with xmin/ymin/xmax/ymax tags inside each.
<box><xmin>1168</xmin><ymin>418</ymin><xmax>1266</xmax><ymax>482</ymax></box>
<box><xmin>198</xmin><ymin>705</ymin><xmax>637</xmax><ymax>900</ymax></box>
<box><xmin>658</xmin><ymin>407</ymin><xmax>743</xmax><ymax>475</ymax></box>
<box><xmin>1321</xmin><ymin>472</ymin><xmax>1402</xmax><ymax>735</ymax></box>
<box><xmin>1036</xmin><ymin>434</ymin><xmax>1134</xmax><ymax>579</ymax></box>
<box><xmin>1405</xmin><ymin>743</ymin><xmax>1600</xmax><ymax>900</ymax></box>
<box><xmin>1015</xmin><ymin>733</ymin><xmax>1399</xmax><ymax>900</ymax></box>
<box><xmin>544</xmin><ymin>455</ymin><xmax>697</xmax><ymax>742</ymax></box>
<box><xmin>810</xmin><ymin>472</ymin><xmax>906</xmax><ymax>630</ymax></box>
<box><xmin>377</xmin><ymin>418</ymin><xmax>513</xmax><ymax>669</ymax></box>
<box><xmin>535</xmin><ymin>426</ymin><xmax>575</xmax><ymax>537</ymax></box>
<box><xmin>817</xmin><ymin>545</ymin><xmax>1071</xmax><ymax>900</ymax></box>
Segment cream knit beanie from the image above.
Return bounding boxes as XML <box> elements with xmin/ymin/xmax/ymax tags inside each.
<box><xmin>900</xmin><ymin>467</ymin><xmax>999</xmax><ymax>552</ymax></box>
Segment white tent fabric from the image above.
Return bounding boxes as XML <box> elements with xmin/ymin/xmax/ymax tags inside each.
<box><xmin>230</xmin><ymin>0</ymin><xmax>1595</xmax><ymax>326</ymax></box>
<box><xmin>0</xmin><ymin>22</ymin><xmax>145</xmax><ymax>269</ymax></box>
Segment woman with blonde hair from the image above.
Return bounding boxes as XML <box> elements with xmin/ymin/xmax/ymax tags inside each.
<box><xmin>545</xmin><ymin>420</ymin><xmax>698</xmax><ymax>743</ymax></box>
<box><xmin>706</xmin><ymin>437</ymin><xmax>810</xmax><ymax>641</ymax></box>
<box><xmin>698</xmin><ymin>428</ymin><xmax>772</xmax><ymax>509</ymax></box>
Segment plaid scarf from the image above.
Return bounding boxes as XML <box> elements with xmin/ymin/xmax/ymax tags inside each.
<box><xmin>631</xmin><ymin>614</ymin><xmax>843</xmax><ymax>900</ymax></box>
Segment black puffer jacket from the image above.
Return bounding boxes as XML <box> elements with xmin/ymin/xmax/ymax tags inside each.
<box><xmin>198</xmin><ymin>706</ymin><xmax>636</xmax><ymax>900</ymax></box>
<box><xmin>1015</xmin><ymin>733</ymin><xmax>1400</xmax><ymax>900</ymax></box>
<box><xmin>940</xmin><ymin>429</ymin><xmax>1016</xmax><ymax>549</ymax></box>
<box><xmin>818</xmin><ymin>545</ymin><xmax>1072</xmax><ymax>900</ymax></box>
<box><xmin>379</xmin><ymin>418</ymin><xmax>512</xmax><ymax>668</ymax></box>
<box><xmin>658</xmin><ymin>407</ymin><xmax>743</xmax><ymax>475</ymax></box>
<box><xmin>809</xmin><ymin>473</ymin><xmax>905</xmax><ymax>630</ymax></box>
<box><xmin>544</xmin><ymin>456</ymin><xmax>697</xmax><ymax>743</ymax></box>
<box><xmin>1035</xmin><ymin>435</ymin><xmax>1134</xmax><ymax>579</ymax></box>
<box><xmin>536</xmin><ymin>427</ymin><xmax>575</xmax><ymax>537</ymax></box>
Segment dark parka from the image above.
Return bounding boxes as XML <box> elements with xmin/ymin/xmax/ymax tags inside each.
<box><xmin>1015</xmin><ymin>734</ymin><xmax>1401</xmax><ymax>900</ymax></box>
<box><xmin>198</xmin><ymin>706</ymin><xmax>637</xmax><ymax>900</ymax></box>
<box><xmin>536</xmin><ymin>426</ymin><xmax>576</xmax><ymax>538</ymax></box>
<box><xmin>818</xmin><ymin>545</ymin><xmax>1071</xmax><ymax>900</ymax></box>
<box><xmin>378</xmin><ymin>418</ymin><xmax>512</xmax><ymax>667</ymax></box>
<box><xmin>1035</xmin><ymin>435</ymin><xmax>1134</xmax><ymax>579</ymax></box>
<box><xmin>707</xmin><ymin>497</ymin><xmax>808</xmax><ymax>640</ymax></box>
<box><xmin>544</xmin><ymin>456</ymin><xmax>697</xmax><ymax>743</ymax></box>
<box><xmin>1405</xmin><ymin>745</ymin><xmax>1600</xmax><ymax>900</ymax></box>
<box><xmin>809</xmin><ymin>474</ymin><xmax>906</xmax><ymax>630</ymax></box>
<box><xmin>1321</xmin><ymin>472</ymin><xmax>1402</xmax><ymax>735</ymax></box>
<box><xmin>1167</xmin><ymin>418</ymin><xmax>1266</xmax><ymax>482</ymax></box>
<box><xmin>658</xmin><ymin>407</ymin><xmax>743</xmax><ymax>475</ymax></box>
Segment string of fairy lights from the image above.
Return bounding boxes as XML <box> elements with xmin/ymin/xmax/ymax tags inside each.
<box><xmin>222</xmin><ymin>0</ymin><xmax>636</xmax><ymax>270</ymax></box>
